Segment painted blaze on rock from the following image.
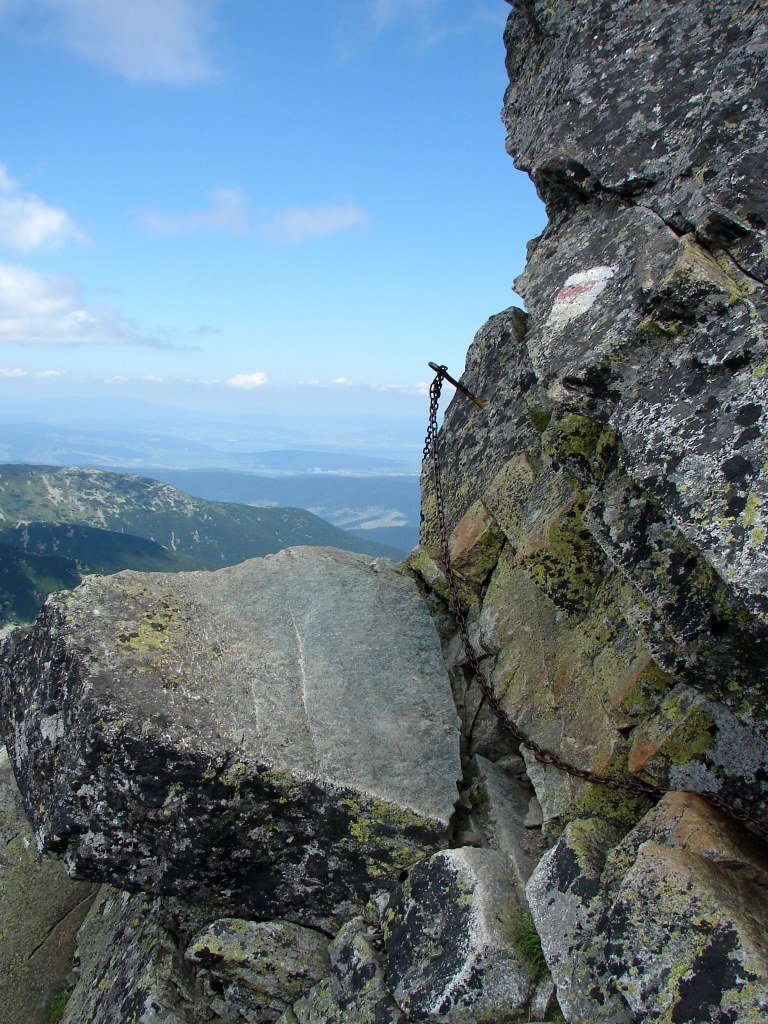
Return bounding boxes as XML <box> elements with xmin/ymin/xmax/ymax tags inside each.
<box><xmin>0</xmin><ymin>547</ymin><xmax>461</xmax><ymax>925</ymax></box>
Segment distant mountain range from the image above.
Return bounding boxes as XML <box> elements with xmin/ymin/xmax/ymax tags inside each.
<box><xmin>124</xmin><ymin>467</ymin><xmax>422</xmax><ymax>555</ymax></box>
<box><xmin>0</xmin><ymin>465</ymin><xmax>405</xmax><ymax>628</ymax></box>
<box><xmin>0</xmin><ymin>423</ymin><xmax>423</xmax><ymax>557</ymax></box>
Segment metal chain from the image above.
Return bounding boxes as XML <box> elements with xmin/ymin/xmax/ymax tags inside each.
<box><xmin>424</xmin><ymin>369</ymin><xmax>768</xmax><ymax>838</ymax></box>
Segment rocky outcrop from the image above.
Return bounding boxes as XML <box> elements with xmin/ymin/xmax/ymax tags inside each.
<box><xmin>383</xmin><ymin>847</ymin><xmax>538</xmax><ymax>1022</ymax></box>
<box><xmin>0</xmin><ymin>547</ymin><xmax>460</xmax><ymax>927</ymax></box>
<box><xmin>527</xmin><ymin>794</ymin><xmax>768</xmax><ymax>1022</ymax></box>
<box><xmin>413</xmin><ymin>0</ymin><xmax>768</xmax><ymax>1020</ymax></box>
<box><xmin>420</xmin><ymin>0</ymin><xmax>768</xmax><ymax>832</ymax></box>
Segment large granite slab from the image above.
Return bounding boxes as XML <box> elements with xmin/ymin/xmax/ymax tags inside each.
<box><xmin>0</xmin><ymin>547</ymin><xmax>461</xmax><ymax>926</ymax></box>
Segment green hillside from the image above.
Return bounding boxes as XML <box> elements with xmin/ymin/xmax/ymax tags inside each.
<box><xmin>0</xmin><ymin>542</ymin><xmax>81</xmax><ymax>626</ymax></box>
<box><xmin>0</xmin><ymin>522</ymin><xmax>211</xmax><ymax>575</ymax></box>
<box><xmin>0</xmin><ymin>465</ymin><xmax>400</xmax><ymax>565</ymax></box>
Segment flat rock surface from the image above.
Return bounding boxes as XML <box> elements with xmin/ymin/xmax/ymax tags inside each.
<box><xmin>0</xmin><ymin>547</ymin><xmax>461</xmax><ymax>924</ymax></box>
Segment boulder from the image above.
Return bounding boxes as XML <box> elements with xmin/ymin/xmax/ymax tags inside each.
<box><xmin>59</xmin><ymin>889</ymin><xmax>197</xmax><ymax>1024</ymax></box>
<box><xmin>526</xmin><ymin>817</ymin><xmax>630</xmax><ymax>1024</ymax></box>
<box><xmin>186</xmin><ymin>918</ymin><xmax>330</xmax><ymax>1022</ymax></box>
<box><xmin>527</xmin><ymin>793</ymin><xmax>768</xmax><ymax>1023</ymax></box>
<box><xmin>0</xmin><ymin>547</ymin><xmax>461</xmax><ymax>926</ymax></box>
<box><xmin>288</xmin><ymin>917</ymin><xmax>404</xmax><ymax>1024</ymax></box>
<box><xmin>383</xmin><ymin>847</ymin><xmax>539</xmax><ymax>1022</ymax></box>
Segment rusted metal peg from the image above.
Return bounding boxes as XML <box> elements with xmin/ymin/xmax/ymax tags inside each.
<box><xmin>427</xmin><ymin>361</ymin><xmax>486</xmax><ymax>409</ymax></box>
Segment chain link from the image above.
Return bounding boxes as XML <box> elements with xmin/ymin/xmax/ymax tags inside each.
<box><xmin>424</xmin><ymin>369</ymin><xmax>768</xmax><ymax>838</ymax></box>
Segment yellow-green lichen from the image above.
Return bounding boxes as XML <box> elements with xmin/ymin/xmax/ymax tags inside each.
<box><xmin>515</xmin><ymin>492</ymin><xmax>608</xmax><ymax>617</ymax></box>
<box><xmin>630</xmin><ymin>690</ymin><xmax>715</xmax><ymax>781</ymax></box>
<box><xmin>341</xmin><ymin>796</ymin><xmax>434</xmax><ymax>878</ymax></box>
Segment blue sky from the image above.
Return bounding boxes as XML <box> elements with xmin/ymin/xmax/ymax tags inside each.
<box><xmin>0</xmin><ymin>0</ymin><xmax>544</xmax><ymax>458</ymax></box>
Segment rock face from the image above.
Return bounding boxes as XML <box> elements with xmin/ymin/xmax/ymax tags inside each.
<box><xmin>0</xmin><ymin>547</ymin><xmax>461</xmax><ymax>925</ymax></box>
<box><xmin>420</xmin><ymin>0</ymin><xmax>768</xmax><ymax>830</ymax></box>
<box><xmin>527</xmin><ymin>794</ymin><xmax>768</xmax><ymax>1022</ymax></box>
<box><xmin>383</xmin><ymin>847</ymin><xmax>538</xmax><ymax>1022</ymax></box>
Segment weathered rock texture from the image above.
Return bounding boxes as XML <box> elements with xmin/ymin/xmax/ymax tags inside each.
<box><xmin>421</xmin><ymin>0</ymin><xmax>768</xmax><ymax>831</ymax></box>
<box><xmin>0</xmin><ymin>547</ymin><xmax>460</xmax><ymax>926</ymax></box>
<box><xmin>412</xmin><ymin>0</ymin><xmax>768</xmax><ymax>1019</ymax></box>
<box><xmin>528</xmin><ymin>794</ymin><xmax>768</xmax><ymax>1022</ymax></box>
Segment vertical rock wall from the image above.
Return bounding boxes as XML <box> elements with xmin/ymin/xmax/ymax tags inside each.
<box><xmin>413</xmin><ymin>1</ymin><xmax>768</xmax><ymax>1019</ymax></box>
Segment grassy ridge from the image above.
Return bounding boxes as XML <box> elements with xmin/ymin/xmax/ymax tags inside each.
<box><xmin>0</xmin><ymin>464</ymin><xmax>402</xmax><ymax>627</ymax></box>
<box><xmin>0</xmin><ymin>465</ymin><xmax>402</xmax><ymax>565</ymax></box>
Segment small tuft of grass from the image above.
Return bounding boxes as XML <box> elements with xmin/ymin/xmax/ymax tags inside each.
<box><xmin>509</xmin><ymin>908</ymin><xmax>546</xmax><ymax>978</ymax></box>
<box><xmin>47</xmin><ymin>987</ymin><xmax>74</xmax><ymax>1024</ymax></box>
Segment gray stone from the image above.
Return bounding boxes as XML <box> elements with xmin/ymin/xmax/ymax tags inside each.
<box><xmin>526</xmin><ymin>817</ymin><xmax>630</xmax><ymax>1024</ymax></box>
<box><xmin>0</xmin><ymin>547</ymin><xmax>461</xmax><ymax>926</ymax></box>
<box><xmin>470</xmin><ymin>755</ymin><xmax>541</xmax><ymax>886</ymax></box>
<box><xmin>0</xmin><ymin>745</ymin><xmax>97</xmax><ymax>1024</ymax></box>
<box><xmin>289</xmin><ymin>917</ymin><xmax>404</xmax><ymax>1024</ymax></box>
<box><xmin>186</xmin><ymin>917</ymin><xmax>329</xmax><ymax>1022</ymax></box>
<box><xmin>527</xmin><ymin>795</ymin><xmax>768</xmax><ymax>1023</ymax></box>
<box><xmin>505</xmin><ymin>0</ymin><xmax>768</xmax><ymax>624</ymax></box>
<box><xmin>628</xmin><ymin>683</ymin><xmax>768</xmax><ymax>823</ymax></box>
<box><xmin>60</xmin><ymin>889</ymin><xmax>198</xmax><ymax>1024</ymax></box>
<box><xmin>383</xmin><ymin>848</ymin><xmax>538</xmax><ymax>1022</ymax></box>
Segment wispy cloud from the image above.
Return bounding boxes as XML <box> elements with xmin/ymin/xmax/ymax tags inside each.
<box><xmin>0</xmin><ymin>263</ymin><xmax>168</xmax><ymax>346</ymax></box>
<box><xmin>34</xmin><ymin>0</ymin><xmax>219</xmax><ymax>85</ymax></box>
<box><xmin>0</xmin><ymin>162</ymin><xmax>86</xmax><ymax>252</ymax></box>
<box><xmin>225</xmin><ymin>372</ymin><xmax>268</xmax><ymax>389</ymax></box>
<box><xmin>262</xmin><ymin>201</ymin><xmax>370</xmax><ymax>245</ymax></box>
<box><xmin>372</xmin><ymin>380</ymin><xmax>430</xmax><ymax>396</ymax></box>
<box><xmin>0</xmin><ymin>366</ymin><xmax>65</xmax><ymax>377</ymax></box>
<box><xmin>137</xmin><ymin>185</ymin><xmax>250</xmax><ymax>237</ymax></box>
<box><xmin>338</xmin><ymin>0</ymin><xmax>506</xmax><ymax>51</ymax></box>
<box><xmin>138</xmin><ymin>190</ymin><xmax>371</xmax><ymax>246</ymax></box>
<box><xmin>369</xmin><ymin>0</ymin><xmax>437</xmax><ymax>29</ymax></box>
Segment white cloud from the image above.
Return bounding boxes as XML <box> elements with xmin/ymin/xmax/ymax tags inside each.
<box><xmin>38</xmin><ymin>0</ymin><xmax>219</xmax><ymax>85</ymax></box>
<box><xmin>0</xmin><ymin>263</ymin><xmax>166</xmax><ymax>345</ymax></box>
<box><xmin>0</xmin><ymin>162</ymin><xmax>86</xmax><ymax>252</ymax></box>
<box><xmin>0</xmin><ymin>367</ymin><xmax>66</xmax><ymax>377</ymax></box>
<box><xmin>262</xmin><ymin>202</ymin><xmax>370</xmax><ymax>245</ymax></box>
<box><xmin>330</xmin><ymin>376</ymin><xmax>353</xmax><ymax>386</ymax></box>
<box><xmin>138</xmin><ymin>185</ymin><xmax>250</xmax><ymax>237</ymax></box>
<box><xmin>225</xmin><ymin>372</ymin><xmax>268</xmax><ymax>389</ymax></box>
<box><xmin>372</xmin><ymin>380</ymin><xmax>431</xmax><ymax>396</ymax></box>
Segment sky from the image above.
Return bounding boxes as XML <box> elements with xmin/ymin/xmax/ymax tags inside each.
<box><xmin>0</xmin><ymin>0</ymin><xmax>545</xmax><ymax>461</ymax></box>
